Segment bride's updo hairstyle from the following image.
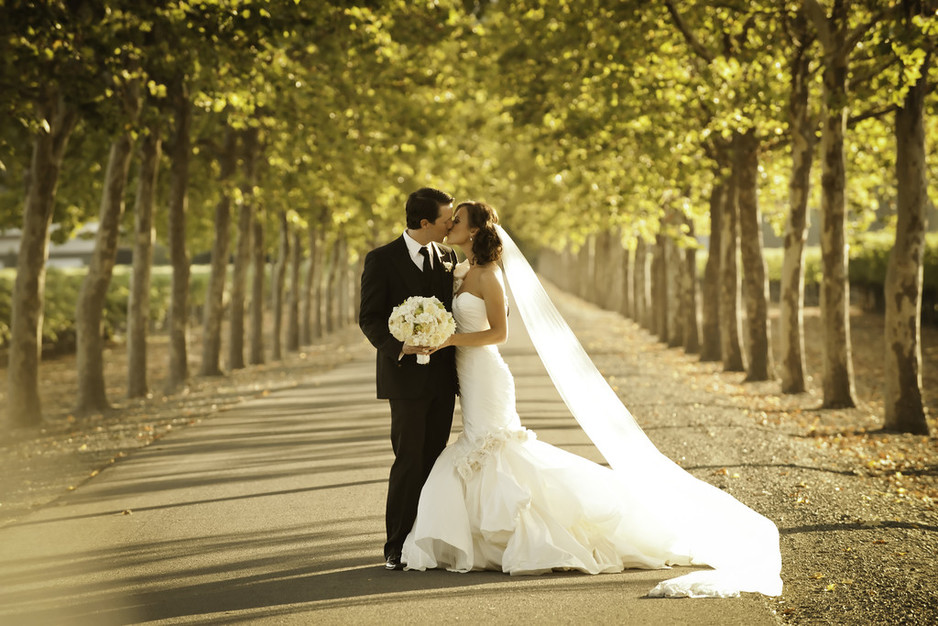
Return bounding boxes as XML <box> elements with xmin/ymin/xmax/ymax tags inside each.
<box><xmin>457</xmin><ymin>201</ymin><xmax>503</xmax><ymax>265</ymax></box>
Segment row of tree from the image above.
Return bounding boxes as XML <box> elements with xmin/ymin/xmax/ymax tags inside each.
<box><xmin>494</xmin><ymin>0</ymin><xmax>935</xmax><ymax>435</ymax></box>
<box><xmin>1</xmin><ymin>1</ymin><xmax>460</xmax><ymax>428</ymax></box>
<box><xmin>1</xmin><ymin>1</ymin><xmax>934</xmax><ymax>436</ymax></box>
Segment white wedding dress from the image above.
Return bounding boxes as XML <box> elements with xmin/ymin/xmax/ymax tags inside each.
<box><xmin>401</xmin><ymin>231</ymin><xmax>783</xmax><ymax>598</ymax></box>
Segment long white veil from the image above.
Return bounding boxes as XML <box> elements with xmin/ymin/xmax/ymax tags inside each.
<box><xmin>496</xmin><ymin>225</ymin><xmax>783</xmax><ymax>598</ymax></box>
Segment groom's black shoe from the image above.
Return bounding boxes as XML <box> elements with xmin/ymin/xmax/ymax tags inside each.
<box><xmin>385</xmin><ymin>555</ymin><xmax>404</xmax><ymax>571</ymax></box>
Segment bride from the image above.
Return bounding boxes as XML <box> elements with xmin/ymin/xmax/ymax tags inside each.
<box><xmin>401</xmin><ymin>201</ymin><xmax>783</xmax><ymax>598</ymax></box>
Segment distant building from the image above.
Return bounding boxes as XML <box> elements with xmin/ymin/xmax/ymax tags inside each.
<box><xmin>0</xmin><ymin>222</ymin><xmax>131</xmax><ymax>269</ymax></box>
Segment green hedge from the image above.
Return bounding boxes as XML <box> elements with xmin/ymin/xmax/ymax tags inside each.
<box><xmin>750</xmin><ymin>232</ymin><xmax>938</xmax><ymax>323</ymax></box>
<box><xmin>762</xmin><ymin>246</ymin><xmax>824</xmax><ymax>288</ymax></box>
<box><xmin>0</xmin><ymin>265</ymin><xmax>211</xmax><ymax>351</ymax></box>
<box><xmin>761</xmin><ymin>232</ymin><xmax>938</xmax><ymax>291</ymax></box>
<box><xmin>848</xmin><ymin>232</ymin><xmax>938</xmax><ymax>293</ymax></box>
<box><xmin>695</xmin><ymin>233</ymin><xmax>937</xmax><ymax>286</ymax></box>
<box><xmin>2</xmin><ymin>233</ymin><xmax>935</xmax><ymax>352</ymax></box>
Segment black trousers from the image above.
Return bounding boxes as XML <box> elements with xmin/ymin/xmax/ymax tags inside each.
<box><xmin>384</xmin><ymin>391</ymin><xmax>455</xmax><ymax>559</ymax></box>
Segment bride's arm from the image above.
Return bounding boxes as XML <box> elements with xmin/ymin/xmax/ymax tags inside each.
<box><xmin>436</xmin><ymin>269</ymin><xmax>507</xmax><ymax>350</ymax></box>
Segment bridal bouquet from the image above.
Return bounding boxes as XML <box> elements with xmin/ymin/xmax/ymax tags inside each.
<box><xmin>388</xmin><ymin>296</ymin><xmax>456</xmax><ymax>365</ymax></box>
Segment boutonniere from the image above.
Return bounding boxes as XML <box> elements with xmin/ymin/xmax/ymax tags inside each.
<box><xmin>442</xmin><ymin>261</ymin><xmax>454</xmax><ymax>273</ymax></box>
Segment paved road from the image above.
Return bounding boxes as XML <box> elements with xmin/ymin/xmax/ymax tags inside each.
<box><xmin>0</xmin><ymin>295</ymin><xmax>779</xmax><ymax>625</ymax></box>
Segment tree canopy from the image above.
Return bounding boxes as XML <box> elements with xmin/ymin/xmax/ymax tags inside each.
<box><xmin>1</xmin><ymin>1</ymin><xmax>933</xmax><ymax>253</ymax></box>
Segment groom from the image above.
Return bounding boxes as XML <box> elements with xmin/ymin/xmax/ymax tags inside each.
<box><xmin>359</xmin><ymin>187</ymin><xmax>459</xmax><ymax>570</ymax></box>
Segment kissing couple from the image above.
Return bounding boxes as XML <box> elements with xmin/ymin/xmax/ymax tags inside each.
<box><xmin>358</xmin><ymin>187</ymin><xmax>783</xmax><ymax>598</ymax></box>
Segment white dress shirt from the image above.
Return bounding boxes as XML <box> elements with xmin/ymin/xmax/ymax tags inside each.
<box><xmin>403</xmin><ymin>230</ymin><xmax>436</xmax><ymax>270</ymax></box>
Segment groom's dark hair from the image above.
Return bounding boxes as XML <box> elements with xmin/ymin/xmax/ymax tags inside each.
<box><xmin>406</xmin><ymin>187</ymin><xmax>453</xmax><ymax>229</ymax></box>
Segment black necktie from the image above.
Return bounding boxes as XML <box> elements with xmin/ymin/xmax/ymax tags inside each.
<box><xmin>419</xmin><ymin>246</ymin><xmax>431</xmax><ymax>273</ymax></box>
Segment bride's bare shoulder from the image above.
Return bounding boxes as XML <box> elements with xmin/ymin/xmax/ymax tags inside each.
<box><xmin>477</xmin><ymin>264</ymin><xmax>505</xmax><ymax>291</ymax></box>
<box><xmin>476</xmin><ymin>262</ymin><xmax>500</xmax><ymax>278</ymax></box>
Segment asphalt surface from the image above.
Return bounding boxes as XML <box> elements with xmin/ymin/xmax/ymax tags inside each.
<box><xmin>0</xmin><ymin>295</ymin><xmax>779</xmax><ymax>625</ymax></box>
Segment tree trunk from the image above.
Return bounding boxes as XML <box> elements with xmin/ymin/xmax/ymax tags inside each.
<box><xmin>299</xmin><ymin>231</ymin><xmax>313</xmax><ymax>346</ymax></box>
<box><xmin>736</xmin><ymin>131</ymin><xmax>773</xmax><ymax>381</ymax></box>
<box><xmin>594</xmin><ymin>231</ymin><xmax>613</xmax><ymax>309</ymax></box>
<box><xmin>300</xmin><ymin>224</ymin><xmax>322</xmax><ymax>344</ymax></box>
<box><xmin>720</xmin><ymin>148</ymin><xmax>745</xmax><ymax>372</ymax></box>
<box><xmin>818</xmin><ymin>31</ymin><xmax>857</xmax><ymax>408</ymax></box>
<box><xmin>649</xmin><ymin>239</ymin><xmax>660</xmax><ymax>334</ymax></box>
<box><xmin>287</xmin><ymin>227</ymin><xmax>302</xmax><ymax>351</ymax></box>
<box><xmin>588</xmin><ymin>234</ymin><xmax>600</xmax><ymax>306</ymax></box>
<box><xmin>683</xmin><ymin>217</ymin><xmax>700</xmax><ymax>354</ymax></box>
<box><xmin>271</xmin><ymin>210</ymin><xmax>289</xmax><ymax>361</ymax></box>
<box><xmin>780</xmin><ymin>25</ymin><xmax>815</xmax><ymax>393</ymax></box>
<box><xmin>620</xmin><ymin>240</ymin><xmax>633</xmax><ymax>319</ymax></box>
<box><xmin>562</xmin><ymin>247</ymin><xmax>577</xmax><ymax>293</ymax></box>
<box><xmin>228</xmin><ymin>202</ymin><xmax>251</xmax><ymax>370</ymax></box>
<box><xmin>322</xmin><ymin>239</ymin><xmax>333</xmax><ymax>334</ymax></box>
<box><xmin>6</xmin><ymin>91</ymin><xmax>78</xmax><ymax>428</ymax></box>
<box><xmin>667</xmin><ymin>234</ymin><xmax>683</xmax><ymax>348</ymax></box>
<box><xmin>325</xmin><ymin>239</ymin><xmax>342</xmax><ymax>334</ymax></box>
<box><xmin>635</xmin><ymin>239</ymin><xmax>651</xmax><ymax>329</ymax></box>
<box><xmin>653</xmin><ymin>233</ymin><xmax>669</xmax><ymax>343</ymax></box>
<box><xmin>602</xmin><ymin>232</ymin><xmax>614</xmax><ymax>308</ymax></box>
<box><xmin>884</xmin><ymin>46</ymin><xmax>929</xmax><ymax>434</ymax></box>
<box><xmin>579</xmin><ymin>237</ymin><xmax>593</xmax><ymax>302</ymax></box>
<box><xmin>342</xmin><ymin>239</ymin><xmax>355</xmax><ymax>325</ymax></box>
<box><xmin>336</xmin><ymin>237</ymin><xmax>350</xmax><ymax>328</ymax></box>
<box><xmin>313</xmin><ymin>238</ymin><xmax>325</xmax><ymax>340</ymax></box>
<box><xmin>228</xmin><ymin>128</ymin><xmax>258</xmax><ymax>370</ymax></box>
<box><xmin>249</xmin><ymin>209</ymin><xmax>266</xmax><ymax>365</ymax></box>
<box><xmin>805</xmin><ymin>0</ymin><xmax>858</xmax><ymax>407</ymax></box>
<box><xmin>700</xmin><ymin>180</ymin><xmax>723</xmax><ymax>361</ymax></box>
<box><xmin>127</xmin><ymin>127</ymin><xmax>161</xmax><ymax>398</ymax></box>
<box><xmin>165</xmin><ymin>79</ymin><xmax>191</xmax><ymax>392</ymax></box>
<box><xmin>76</xmin><ymin>128</ymin><xmax>137</xmax><ymax>412</ymax></box>
<box><xmin>606</xmin><ymin>229</ymin><xmax>624</xmax><ymax>314</ymax></box>
<box><xmin>352</xmin><ymin>252</ymin><xmax>365</xmax><ymax>324</ymax></box>
<box><xmin>199</xmin><ymin>126</ymin><xmax>238</xmax><ymax>376</ymax></box>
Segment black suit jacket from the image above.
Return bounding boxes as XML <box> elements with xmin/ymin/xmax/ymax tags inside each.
<box><xmin>359</xmin><ymin>236</ymin><xmax>458</xmax><ymax>400</ymax></box>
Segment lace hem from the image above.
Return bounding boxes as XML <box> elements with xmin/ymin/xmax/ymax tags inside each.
<box><xmin>455</xmin><ymin>428</ymin><xmax>534</xmax><ymax>480</ymax></box>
